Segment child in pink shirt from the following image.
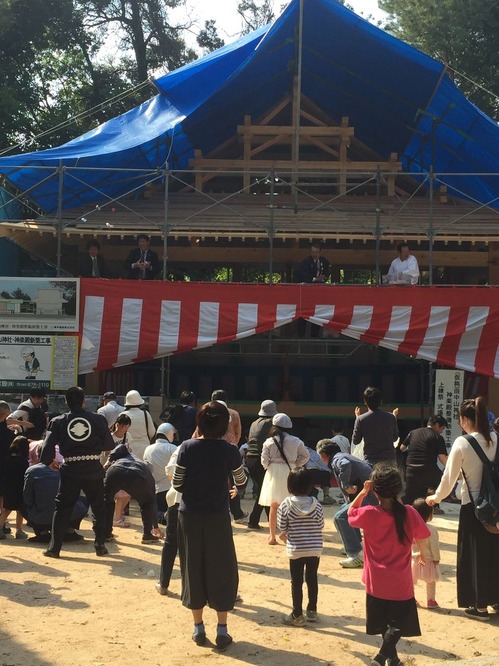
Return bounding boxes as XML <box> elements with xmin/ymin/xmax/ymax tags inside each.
<box><xmin>348</xmin><ymin>465</ymin><xmax>430</xmax><ymax>666</ymax></box>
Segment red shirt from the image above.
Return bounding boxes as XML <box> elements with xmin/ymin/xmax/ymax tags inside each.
<box><xmin>349</xmin><ymin>504</ymin><xmax>430</xmax><ymax>600</ymax></box>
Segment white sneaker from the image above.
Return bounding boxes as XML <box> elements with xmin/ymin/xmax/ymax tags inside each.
<box><xmin>339</xmin><ymin>553</ymin><xmax>364</xmax><ymax>568</ymax></box>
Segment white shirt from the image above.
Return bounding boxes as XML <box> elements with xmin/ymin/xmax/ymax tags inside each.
<box><xmin>165</xmin><ymin>449</ymin><xmax>182</xmax><ymax>507</ymax></box>
<box><xmin>332</xmin><ymin>434</ymin><xmax>351</xmax><ymax>454</ymax></box>
<box><xmin>432</xmin><ymin>431</ymin><xmax>497</xmax><ymax>505</ymax></box>
<box><xmin>97</xmin><ymin>400</ymin><xmax>125</xmax><ymax>427</ymax></box>
<box><xmin>261</xmin><ymin>433</ymin><xmax>310</xmax><ymax>468</ymax></box>
<box><xmin>143</xmin><ymin>438</ymin><xmax>177</xmax><ymax>493</ymax></box>
<box><xmin>387</xmin><ymin>255</ymin><xmax>420</xmax><ymax>285</ymax></box>
<box><xmin>124</xmin><ymin>407</ymin><xmax>156</xmax><ymax>460</ymax></box>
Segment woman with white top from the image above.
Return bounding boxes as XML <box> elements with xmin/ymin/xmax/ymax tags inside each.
<box><xmin>123</xmin><ymin>390</ymin><xmax>155</xmax><ymax>460</ymax></box>
<box><xmin>427</xmin><ymin>397</ymin><xmax>499</xmax><ymax>620</ymax></box>
<box><xmin>259</xmin><ymin>413</ymin><xmax>310</xmax><ymax>545</ymax></box>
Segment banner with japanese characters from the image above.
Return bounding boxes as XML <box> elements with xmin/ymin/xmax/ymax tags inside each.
<box><xmin>434</xmin><ymin>369</ymin><xmax>464</xmax><ymax>449</ymax></box>
<box><xmin>0</xmin><ymin>334</ymin><xmax>78</xmax><ymax>392</ymax></box>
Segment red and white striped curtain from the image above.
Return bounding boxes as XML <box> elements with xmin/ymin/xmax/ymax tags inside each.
<box><xmin>79</xmin><ymin>280</ymin><xmax>499</xmax><ymax>378</ymax></box>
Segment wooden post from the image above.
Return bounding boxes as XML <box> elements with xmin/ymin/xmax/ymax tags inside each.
<box><xmin>339</xmin><ymin>116</ymin><xmax>349</xmax><ymax>196</ymax></box>
<box><xmin>243</xmin><ymin>115</ymin><xmax>251</xmax><ymax>191</ymax></box>
<box><xmin>488</xmin><ymin>242</ymin><xmax>499</xmax><ymax>285</ymax></box>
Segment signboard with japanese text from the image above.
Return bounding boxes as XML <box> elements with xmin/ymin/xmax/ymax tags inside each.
<box><xmin>0</xmin><ymin>334</ymin><xmax>78</xmax><ymax>392</ymax></box>
<box><xmin>51</xmin><ymin>336</ymin><xmax>79</xmax><ymax>390</ymax></box>
<box><xmin>434</xmin><ymin>369</ymin><xmax>464</xmax><ymax>449</ymax></box>
<box><xmin>0</xmin><ymin>278</ymin><xmax>79</xmax><ymax>333</ymax></box>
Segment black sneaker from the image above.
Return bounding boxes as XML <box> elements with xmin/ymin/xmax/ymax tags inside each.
<box><xmin>43</xmin><ymin>550</ymin><xmax>60</xmax><ymax>559</ymax></box>
<box><xmin>95</xmin><ymin>545</ymin><xmax>109</xmax><ymax>556</ymax></box>
<box><xmin>247</xmin><ymin>524</ymin><xmax>262</xmax><ymax>530</ymax></box>
<box><xmin>142</xmin><ymin>534</ymin><xmax>161</xmax><ymax>544</ymax></box>
<box><xmin>215</xmin><ymin>634</ymin><xmax>233</xmax><ymax>651</ymax></box>
<box><xmin>2</xmin><ymin>525</ymin><xmax>11</xmax><ymax>535</ymax></box>
<box><xmin>192</xmin><ymin>631</ymin><xmax>206</xmax><ymax>646</ymax></box>
<box><xmin>464</xmin><ymin>607</ymin><xmax>489</xmax><ymax>621</ymax></box>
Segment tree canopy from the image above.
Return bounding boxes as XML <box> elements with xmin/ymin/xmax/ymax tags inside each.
<box><xmin>380</xmin><ymin>0</ymin><xmax>499</xmax><ymax>119</ymax></box>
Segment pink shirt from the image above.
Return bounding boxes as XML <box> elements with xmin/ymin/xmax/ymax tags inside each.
<box><xmin>349</xmin><ymin>504</ymin><xmax>430</xmax><ymax>600</ymax></box>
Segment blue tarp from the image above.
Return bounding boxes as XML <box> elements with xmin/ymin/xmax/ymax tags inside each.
<box><xmin>0</xmin><ymin>0</ymin><xmax>498</xmax><ymax>215</ymax></box>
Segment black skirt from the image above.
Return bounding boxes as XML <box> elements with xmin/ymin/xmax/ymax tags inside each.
<box><xmin>457</xmin><ymin>502</ymin><xmax>499</xmax><ymax>608</ymax></box>
<box><xmin>366</xmin><ymin>594</ymin><xmax>421</xmax><ymax>637</ymax></box>
<box><xmin>178</xmin><ymin>509</ymin><xmax>238</xmax><ymax>612</ymax></box>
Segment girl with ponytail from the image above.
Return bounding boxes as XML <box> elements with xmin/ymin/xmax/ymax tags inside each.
<box><xmin>427</xmin><ymin>396</ymin><xmax>499</xmax><ymax>620</ymax></box>
<box><xmin>348</xmin><ymin>465</ymin><xmax>430</xmax><ymax>666</ymax></box>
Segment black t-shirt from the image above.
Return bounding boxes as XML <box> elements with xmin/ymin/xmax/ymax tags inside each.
<box><xmin>177</xmin><ymin>438</ymin><xmax>243</xmax><ymax>513</ymax></box>
<box><xmin>404</xmin><ymin>427</ymin><xmax>447</xmax><ymax>467</ymax></box>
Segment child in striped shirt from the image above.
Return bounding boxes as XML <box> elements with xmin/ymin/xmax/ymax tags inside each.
<box><xmin>277</xmin><ymin>467</ymin><xmax>325</xmax><ymax>626</ymax></box>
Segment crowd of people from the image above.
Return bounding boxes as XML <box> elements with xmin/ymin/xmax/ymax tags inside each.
<box><xmin>0</xmin><ymin>384</ymin><xmax>498</xmax><ymax>661</ymax></box>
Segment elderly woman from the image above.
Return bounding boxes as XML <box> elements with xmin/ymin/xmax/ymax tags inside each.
<box><xmin>172</xmin><ymin>401</ymin><xmax>246</xmax><ymax>650</ymax></box>
<box><xmin>427</xmin><ymin>397</ymin><xmax>499</xmax><ymax>620</ymax></box>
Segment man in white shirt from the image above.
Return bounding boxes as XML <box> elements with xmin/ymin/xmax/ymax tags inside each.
<box><xmin>97</xmin><ymin>392</ymin><xmax>124</xmax><ymax>427</ymax></box>
<box><xmin>386</xmin><ymin>242</ymin><xmax>419</xmax><ymax>285</ymax></box>
<box><xmin>143</xmin><ymin>423</ymin><xmax>177</xmax><ymax>525</ymax></box>
<box><xmin>331</xmin><ymin>422</ymin><xmax>351</xmax><ymax>454</ymax></box>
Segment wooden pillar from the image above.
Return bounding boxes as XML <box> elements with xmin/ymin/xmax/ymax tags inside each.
<box><xmin>488</xmin><ymin>242</ymin><xmax>499</xmax><ymax>285</ymax></box>
<box><xmin>387</xmin><ymin>152</ymin><xmax>398</xmax><ymax>197</ymax></box>
<box><xmin>243</xmin><ymin>115</ymin><xmax>251</xmax><ymax>191</ymax></box>
<box><xmin>194</xmin><ymin>150</ymin><xmax>203</xmax><ymax>192</ymax></box>
<box><xmin>339</xmin><ymin>116</ymin><xmax>349</xmax><ymax>196</ymax></box>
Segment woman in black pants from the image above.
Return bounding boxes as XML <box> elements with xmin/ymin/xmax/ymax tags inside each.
<box><xmin>172</xmin><ymin>401</ymin><xmax>246</xmax><ymax>650</ymax></box>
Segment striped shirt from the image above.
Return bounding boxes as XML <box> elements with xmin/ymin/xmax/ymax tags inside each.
<box><xmin>277</xmin><ymin>495</ymin><xmax>324</xmax><ymax>559</ymax></box>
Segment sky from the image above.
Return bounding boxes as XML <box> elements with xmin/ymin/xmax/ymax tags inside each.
<box><xmin>174</xmin><ymin>1</ymin><xmax>387</xmax><ymax>49</ymax></box>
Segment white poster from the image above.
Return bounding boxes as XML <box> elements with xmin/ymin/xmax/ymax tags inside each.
<box><xmin>0</xmin><ymin>334</ymin><xmax>78</xmax><ymax>392</ymax></box>
<box><xmin>434</xmin><ymin>369</ymin><xmax>464</xmax><ymax>449</ymax></box>
<box><xmin>0</xmin><ymin>278</ymin><xmax>79</xmax><ymax>332</ymax></box>
<box><xmin>0</xmin><ymin>335</ymin><xmax>52</xmax><ymax>391</ymax></box>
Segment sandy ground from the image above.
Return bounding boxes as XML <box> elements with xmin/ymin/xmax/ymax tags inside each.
<box><xmin>1</xmin><ymin>498</ymin><xmax>498</xmax><ymax>666</ymax></box>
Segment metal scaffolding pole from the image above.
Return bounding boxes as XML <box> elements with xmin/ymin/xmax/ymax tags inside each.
<box><xmin>268</xmin><ymin>169</ymin><xmax>275</xmax><ymax>282</ymax></box>
<box><xmin>375</xmin><ymin>167</ymin><xmax>382</xmax><ymax>285</ymax></box>
<box><xmin>162</xmin><ymin>167</ymin><xmax>170</xmax><ymax>279</ymax></box>
<box><xmin>428</xmin><ymin>167</ymin><xmax>435</xmax><ymax>286</ymax></box>
<box><xmin>55</xmin><ymin>162</ymin><xmax>64</xmax><ymax>276</ymax></box>
<box><xmin>160</xmin><ymin>167</ymin><xmax>170</xmax><ymax>402</ymax></box>
<box><xmin>292</xmin><ymin>0</ymin><xmax>304</xmax><ymax>206</ymax></box>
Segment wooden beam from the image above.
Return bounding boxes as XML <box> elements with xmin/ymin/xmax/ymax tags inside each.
<box><xmin>257</xmin><ymin>95</ymin><xmax>292</xmax><ymax>125</ymax></box>
<box><xmin>237</xmin><ymin>125</ymin><xmax>354</xmax><ymax>137</ymax></box>
<box><xmin>189</xmin><ymin>158</ymin><xmax>402</xmax><ymax>171</ymax></box>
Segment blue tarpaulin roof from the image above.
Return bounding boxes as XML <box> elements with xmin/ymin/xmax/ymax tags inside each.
<box><xmin>0</xmin><ymin>0</ymin><xmax>498</xmax><ymax>215</ymax></box>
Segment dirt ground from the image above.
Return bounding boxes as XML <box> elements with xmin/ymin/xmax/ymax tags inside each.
<box><xmin>1</xmin><ymin>498</ymin><xmax>497</xmax><ymax>666</ymax></box>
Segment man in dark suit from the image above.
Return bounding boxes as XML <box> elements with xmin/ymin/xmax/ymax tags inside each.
<box><xmin>78</xmin><ymin>240</ymin><xmax>108</xmax><ymax>278</ymax></box>
<box><xmin>124</xmin><ymin>234</ymin><xmax>160</xmax><ymax>280</ymax></box>
<box><xmin>295</xmin><ymin>242</ymin><xmax>331</xmax><ymax>337</ymax></box>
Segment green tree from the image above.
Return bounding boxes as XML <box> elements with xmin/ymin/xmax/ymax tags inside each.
<box><xmin>237</xmin><ymin>0</ymin><xmax>275</xmax><ymax>34</ymax></box>
<box><xmin>379</xmin><ymin>0</ymin><xmax>499</xmax><ymax>119</ymax></box>
<box><xmin>83</xmin><ymin>0</ymin><xmax>196</xmax><ymax>83</ymax></box>
<box><xmin>196</xmin><ymin>19</ymin><xmax>225</xmax><ymax>53</ymax></box>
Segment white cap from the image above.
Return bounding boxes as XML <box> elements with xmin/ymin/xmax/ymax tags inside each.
<box><xmin>124</xmin><ymin>390</ymin><xmax>145</xmax><ymax>407</ymax></box>
<box><xmin>272</xmin><ymin>413</ymin><xmax>292</xmax><ymax>429</ymax></box>
<box><xmin>156</xmin><ymin>423</ymin><xmax>175</xmax><ymax>442</ymax></box>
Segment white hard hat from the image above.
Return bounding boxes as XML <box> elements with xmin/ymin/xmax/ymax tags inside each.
<box><xmin>157</xmin><ymin>422</ymin><xmax>175</xmax><ymax>442</ymax></box>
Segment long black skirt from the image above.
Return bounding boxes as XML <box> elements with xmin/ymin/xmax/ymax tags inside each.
<box><xmin>457</xmin><ymin>502</ymin><xmax>499</xmax><ymax>608</ymax></box>
<box><xmin>366</xmin><ymin>594</ymin><xmax>421</xmax><ymax>637</ymax></box>
<box><xmin>178</xmin><ymin>509</ymin><xmax>238</xmax><ymax>612</ymax></box>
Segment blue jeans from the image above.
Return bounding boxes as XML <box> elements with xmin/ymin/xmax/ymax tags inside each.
<box><xmin>334</xmin><ymin>494</ymin><xmax>377</xmax><ymax>557</ymax></box>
